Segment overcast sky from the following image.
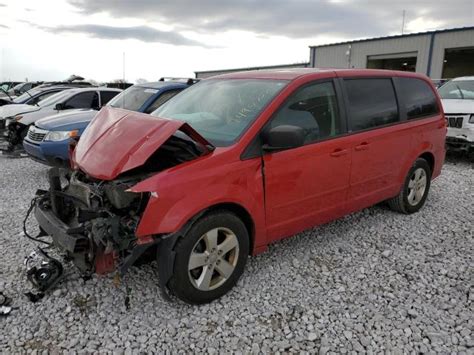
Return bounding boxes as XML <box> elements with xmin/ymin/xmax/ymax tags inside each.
<box><xmin>0</xmin><ymin>0</ymin><xmax>473</xmax><ymax>83</ymax></box>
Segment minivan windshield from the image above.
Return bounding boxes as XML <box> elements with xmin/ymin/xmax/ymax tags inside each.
<box><xmin>38</xmin><ymin>89</ymin><xmax>74</xmax><ymax>107</ymax></box>
<box><xmin>108</xmin><ymin>85</ymin><xmax>158</xmax><ymax>111</ymax></box>
<box><xmin>152</xmin><ymin>79</ymin><xmax>287</xmax><ymax>146</ymax></box>
<box><xmin>439</xmin><ymin>80</ymin><xmax>474</xmax><ymax>100</ymax></box>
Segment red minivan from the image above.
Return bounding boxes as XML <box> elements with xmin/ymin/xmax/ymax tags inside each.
<box><xmin>34</xmin><ymin>69</ymin><xmax>446</xmax><ymax>304</ymax></box>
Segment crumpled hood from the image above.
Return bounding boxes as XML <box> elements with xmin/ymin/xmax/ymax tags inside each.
<box><xmin>36</xmin><ymin>109</ymin><xmax>97</xmax><ymax>131</ymax></box>
<box><xmin>441</xmin><ymin>99</ymin><xmax>474</xmax><ymax>114</ymax></box>
<box><xmin>0</xmin><ymin>104</ymin><xmax>39</xmax><ymax>119</ymax></box>
<box><xmin>73</xmin><ymin>107</ymin><xmax>213</xmax><ymax>180</ymax></box>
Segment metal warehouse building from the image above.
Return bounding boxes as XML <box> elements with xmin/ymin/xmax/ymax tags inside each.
<box><xmin>195</xmin><ymin>62</ymin><xmax>310</xmax><ymax>79</ymax></box>
<box><xmin>309</xmin><ymin>27</ymin><xmax>474</xmax><ymax>79</ymax></box>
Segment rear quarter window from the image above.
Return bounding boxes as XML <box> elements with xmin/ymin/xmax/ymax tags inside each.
<box><xmin>397</xmin><ymin>78</ymin><xmax>439</xmax><ymax>119</ymax></box>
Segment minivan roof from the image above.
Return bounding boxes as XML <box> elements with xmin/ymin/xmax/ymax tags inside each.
<box><xmin>451</xmin><ymin>76</ymin><xmax>474</xmax><ymax>81</ymax></box>
<box><xmin>213</xmin><ymin>68</ymin><xmax>429</xmax><ymax>81</ymax></box>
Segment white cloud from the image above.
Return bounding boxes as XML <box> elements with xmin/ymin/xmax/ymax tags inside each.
<box><xmin>0</xmin><ymin>0</ymin><xmax>472</xmax><ymax>82</ymax></box>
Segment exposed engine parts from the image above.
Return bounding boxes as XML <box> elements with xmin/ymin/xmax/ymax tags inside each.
<box><xmin>27</xmin><ymin>129</ymin><xmax>210</xmax><ymax>302</ymax></box>
<box><xmin>35</xmin><ymin>168</ymin><xmax>150</xmax><ymax>275</ymax></box>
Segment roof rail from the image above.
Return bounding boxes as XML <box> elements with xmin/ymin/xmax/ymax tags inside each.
<box><xmin>40</xmin><ymin>81</ymin><xmax>94</xmax><ymax>87</ymax></box>
<box><xmin>158</xmin><ymin>77</ymin><xmax>200</xmax><ymax>85</ymax></box>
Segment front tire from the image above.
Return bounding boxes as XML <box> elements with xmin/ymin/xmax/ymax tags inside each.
<box><xmin>168</xmin><ymin>211</ymin><xmax>249</xmax><ymax>304</ymax></box>
<box><xmin>388</xmin><ymin>158</ymin><xmax>431</xmax><ymax>214</ymax></box>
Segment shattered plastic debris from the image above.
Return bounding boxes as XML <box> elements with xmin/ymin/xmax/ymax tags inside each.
<box><xmin>0</xmin><ymin>305</ymin><xmax>12</xmax><ymax>316</ymax></box>
<box><xmin>0</xmin><ymin>292</ymin><xmax>16</xmax><ymax>316</ymax></box>
<box><xmin>24</xmin><ymin>291</ymin><xmax>45</xmax><ymax>303</ymax></box>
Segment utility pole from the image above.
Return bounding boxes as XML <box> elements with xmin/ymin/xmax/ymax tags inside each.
<box><xmin>122</xmin><ymin>52</ymin><xmax>126</xmax><ymax>106</ymax></box>
<box><xmin>122</xmin><ymin>52</ymin><xmax>125</xmax><ymax>84</ymax></box>
<box><xmin>1</xmin><ymin>49</ymin><xmax>3</xmax><ymax>81</ymax></box>
<box><xmin>401</xmin><ymin>10</ymin><xmax>406</xmax><ymax>35</ymax></box>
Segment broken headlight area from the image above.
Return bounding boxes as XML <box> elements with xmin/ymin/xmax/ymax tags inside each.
<box><xmin>35</xmin><ymin>167</ymin><xmax>151</xmax><ymax>276</ymax></box>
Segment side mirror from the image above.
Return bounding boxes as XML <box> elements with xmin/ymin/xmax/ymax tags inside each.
<box><xmin>262</xmin><ymin>125</ymin><xmax>305</xmax><ymax>151</ymax></box>
<box><xmin>55</xmin><ymin>103</ymin><xmax>64</xmax><ymax>110</ymax></box>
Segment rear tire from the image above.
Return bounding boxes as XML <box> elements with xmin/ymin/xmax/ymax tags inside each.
<box><xmin>388</xmin><ymin>158</ymin><xmax>431</xmax><ymax>214</ymax></box>
<box><xmin>168</xmin><ymin>211</ymin><xmax>249</xmax><ymax>304</ymax></box>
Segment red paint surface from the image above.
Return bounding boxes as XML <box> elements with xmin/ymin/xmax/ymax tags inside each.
<box><xmin>95</xmin><ymin>251</ymin><xmax>116</xmax><ymax>275</ymax></box>
<box><xmin>72</xmin><ymin>69</ymin><xmax>446</xmax><ymax>254</ymax></box>
<box><xmin>73</xmin><ymin>107</ymin><xmax>212</xmax><ymax>180</ymax></box>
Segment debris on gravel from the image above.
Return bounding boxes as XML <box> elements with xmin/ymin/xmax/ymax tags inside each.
<box><xmin>0</xmin><ymin>155</ymin><xmax>473</xmax><ymax>353</ymax></box>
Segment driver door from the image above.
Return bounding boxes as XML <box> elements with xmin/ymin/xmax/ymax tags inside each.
<box><xmin>262</xmin><ymin>80</ymin><xmax>352</xmax><ymax>241</ymax></box>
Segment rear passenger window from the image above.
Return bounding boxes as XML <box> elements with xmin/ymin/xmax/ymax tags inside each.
<box><xmin>397</xmin><ymin>78</ymin><xmax>439</xmax><ymax>119</ymax></box>
<box><xmin>344</xmin><ymin>79</ymin><xmax>399</xmax><ymax>131</ymax></box>
<box><xmin>268</xmin><ymin>81</ymin><xmax>341</xmax><ymax>144</ymax></box>
<box><xmin>146</xmin><ymin>89</ymin><xmax>182</xmax><ymax>114</ymax></box>
<box><xmin>100</xmin><ymin>91</ymin><xmax>120</xmax><ymax>106</ymax></box>
<box><xmin>64</xmin><ymin>92</ymin><xmax>99</xmax><ymax>109</ymax></box>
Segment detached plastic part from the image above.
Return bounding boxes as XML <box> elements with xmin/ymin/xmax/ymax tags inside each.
<box><xmin>0</xmin><ymin>292</ymin><xmax>14</xmax><ymax>316</ymax></box>
<box><xmin>0</xmin><ymin>292</ymin><xmax>11</xmax><ymax>307</ymax></box>
<box><xmin>0</xmin><ymin>306</ymin><xmax>12</xmax><ymax>316</ymax></box>
<box><xmin>24</xmin><ymin>248</ymin><xmax>64</xmax><ymax>293</ymax></box>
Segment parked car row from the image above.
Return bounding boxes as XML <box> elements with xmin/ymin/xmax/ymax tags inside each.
<box><xmin>11</xmin><ymin>68</ymin><xmax>445</xmax><ymax>305</ymax></box>
<box><xmin>23</xmin><ymin>80</ymin><xmax>194</xmax><ymax>166</ymax></box>
<box><xmin>0</xmin><ymin>81</ymin><xmax>22</xmax><ymax>94</ymax></box>
<box><xmin>0</xmin><ymin>85</ymin><xmax>86</xmax><ymax>137</ymax></box>
<box><xmin>0</xmin><ymin>76</ymin><xmax>93</xmax><ymax>104</ymax></box>
<box><xmin>0</xmin><ymin>87</ymin><xmax>121</xmax><ymax>152</ymax></box>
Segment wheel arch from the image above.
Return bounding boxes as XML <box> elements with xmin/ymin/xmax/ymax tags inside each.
<box><xmin>197</xmin><ymin>202</ymin><xmax>256</xmax><ymax>255</ymax></box>
<box><xmin>395</xmin><ymin>149</ymin><xmax>436</xmax><ymax>198</ymax></box>
<box><xmin>418</xmin><ymin>151</ymin><xmax>435</xmax><ymax>175</ymax></box>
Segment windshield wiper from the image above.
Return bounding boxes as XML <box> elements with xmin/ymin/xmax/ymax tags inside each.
<box><xmin>453</xmin><ymin>83</ymin><xmax>465</xmax><ymax>99</ymax></box>
<box><xmin>24</xmin><ymin>90</ymin><xmax>39</xmax><ymax>106</ymax></box>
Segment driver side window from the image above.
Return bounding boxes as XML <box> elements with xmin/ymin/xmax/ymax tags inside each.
<box><xmin>269</xmin><ymin>81</ymin><xmax>341</xmax><ymax>144</ymax></box>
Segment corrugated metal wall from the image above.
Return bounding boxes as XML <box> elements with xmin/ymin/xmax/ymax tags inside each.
<box><xmin>310</xmin><ymin>28</ymin><xmax>474</xmax><ymax>78</ymax></box>
<box><xmin>430</xmin><ymin>28</ymin><xmax>474</xmax><ymax>78</ymax></box>
<box><xmin>312</xmin><ymin>35</ymin><xmax>431</xmax><ymax>72</ymax></box>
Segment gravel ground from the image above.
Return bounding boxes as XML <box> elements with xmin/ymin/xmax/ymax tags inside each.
<box><xmin>0</xmin><ymin>154</ymin><xmax>473</xmax><ymax>354</ymax></box>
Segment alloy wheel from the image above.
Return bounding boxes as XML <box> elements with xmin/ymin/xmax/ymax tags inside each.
<box><xmin>188</xmin><ymin>227</ymin><xmax>240</xmax><ymax>291</ymax></box>
<box><xmin>407</xmin><ymin>167</ymin><xmax>427</xmax><ymax>206</ymax></box>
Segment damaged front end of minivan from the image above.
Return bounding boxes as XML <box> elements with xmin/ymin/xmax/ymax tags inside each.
<box><xmin>31</xmin><ymin>107</ymin><xmax>214</xmax><ymax>291</ymax></box>
<box><xmin>35</xmin><ymin>168</ymin><xmax>152</xmax><ymax>275</ymax></box>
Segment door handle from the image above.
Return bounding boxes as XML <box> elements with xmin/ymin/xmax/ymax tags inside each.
<box><xmin>330</xmin><ymin>148</ymin><xmax>349</xmax><ymax>157</ymax></box>
<box><xmin>355</xmin><ymin>142</ymin><xmax>370</xmax><ymax>151</ymax></box>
